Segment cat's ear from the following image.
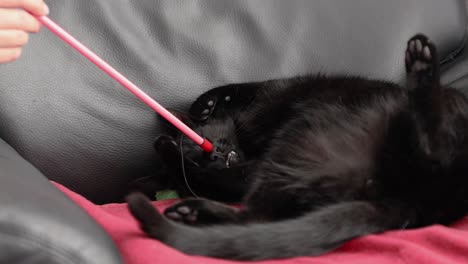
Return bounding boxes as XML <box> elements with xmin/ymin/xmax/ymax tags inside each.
<box><xmin>167</xmin><ymin>108</ymin><xmax>195</xmax><ymax>128</ymax></box>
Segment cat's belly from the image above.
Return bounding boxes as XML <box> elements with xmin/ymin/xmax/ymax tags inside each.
<box><xmin>249</xmin><ymin>93</ymin><xmax>407</xmax><ymax>202</ymax></box>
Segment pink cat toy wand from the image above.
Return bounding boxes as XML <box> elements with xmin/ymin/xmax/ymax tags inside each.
<box><xmin>31</xmin><ymin>15</ymin><xmax>213</xmax><ymax>153</ymax></box>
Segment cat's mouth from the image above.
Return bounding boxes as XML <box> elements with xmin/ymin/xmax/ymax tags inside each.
<box><xmin>209</xmin><ymin>150</ymin><xmax>240</xmax><ymax>168</ymax></box>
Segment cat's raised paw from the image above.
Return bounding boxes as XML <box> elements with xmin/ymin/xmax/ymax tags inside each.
<box><xmin>189</xmin><ymin>94</ymin><xmax>218</xmax><ymax>121</ymax></box>
<box><xmin>405</xmin><ymin>34</ymin><xmax>437</xmax><ymax>76</ymax></box>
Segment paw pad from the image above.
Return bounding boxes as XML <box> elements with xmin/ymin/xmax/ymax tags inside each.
<box><xmin>405</xmin><ymin>34</ymin><xmax>436</xmax><ymax>75</ymax></box>
<box><xmin>189</xmin><ymin>94</ymin><xmax>218</xmax><ymax>121</ymax></box>
<box><xmin>164</xmin><ymin>203</ymin><xmax>199</xmax><ymax>224</ymax></box>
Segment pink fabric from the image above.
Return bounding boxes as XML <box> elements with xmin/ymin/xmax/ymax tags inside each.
<box><xmin>54</xmin><ymin>182</ymin><xmax>468</xmax><ymax>264</ymax></box>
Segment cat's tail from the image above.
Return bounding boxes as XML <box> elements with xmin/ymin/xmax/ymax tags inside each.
<box><xmin>127</xmin><ymin>193</ymin><xmax>409</xmax><ymax>260</ymax></box>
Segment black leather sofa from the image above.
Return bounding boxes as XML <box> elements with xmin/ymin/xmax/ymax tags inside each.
<box><xmin>0</xmin><ymin>0</ymin><xmax>467</xmax><ymax>263</ymax></box>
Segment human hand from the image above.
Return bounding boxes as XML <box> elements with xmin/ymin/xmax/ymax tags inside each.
<box><xmin>0</xmin><ymin>0</ymin><xmax>49</xmax><ymax>63</ymax></box>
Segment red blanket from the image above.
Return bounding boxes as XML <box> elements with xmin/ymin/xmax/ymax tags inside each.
<box><xmin>54</xmin><ymin>182</ymin><xmax>468</xmax><ymax>264</ymax></box>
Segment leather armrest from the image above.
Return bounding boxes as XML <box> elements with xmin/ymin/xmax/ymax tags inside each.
<box><xmin>0</xmin><ymin>139</ymin><xmax>122</xmax><ymax>264</ymax></box>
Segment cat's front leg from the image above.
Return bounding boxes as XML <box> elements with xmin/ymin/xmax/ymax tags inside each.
<box><xmin>187</xmin><ymin>164</ymin><xmax>252</xmax><ymax>203</ymax></box>
<box><xmin>189</xmin><ymin>82</ymin><xmax>264</xmax><ymax>121</ymax></box>
<box><xmin>154</xmin><ymin>135</ymin><xmax>183</xmax><ymax>167</ymax></box>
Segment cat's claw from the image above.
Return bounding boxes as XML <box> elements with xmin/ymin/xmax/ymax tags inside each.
<box><xmin>405</xmin><ymin>34</ymin><xmax>437</xmax><ymax>76</ymax></box>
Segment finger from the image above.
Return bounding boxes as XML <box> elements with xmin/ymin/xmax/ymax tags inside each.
<box><xmin>0</xmin><ymin>30</ymin><xmax>29</xmax><ymax>48</ymax></box>
<box><xmin>0</xmin><ymin>47</ymin><xmax>22</xmax><ymax>63</ymax></box>
<box><xmin>0</xmin><ymin>9</ymin><xmax>41</xmax><ymax>32</ymax></box>
<box><xmin>0</xmin><ymin>0</ymin><xmax>49</xmax><ymax>16</ymax></box>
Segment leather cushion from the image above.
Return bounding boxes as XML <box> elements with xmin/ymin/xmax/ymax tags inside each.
<box><xmin>0</xmin><ymin>0</ymin><xmax>466</xmax><ymax>203</ymax></box>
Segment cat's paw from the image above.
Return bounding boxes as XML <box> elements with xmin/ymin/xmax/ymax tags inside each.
<box><xmin>405</xmin><ymin>34</ymin><xmax>437</xmax><ymax>76</ymax></box>
<box><xmin>164</xmin><ymin>199</ymin><xmax>238</xmax><ymax>226</ymax></box>
<box><xmin>189</xmin><ymin>87</ymin><xmax>236</xmax><ymax>122</ymax></box>
<box><xmin>189</xmin><ymin>93</ymin><xmax>218</xmax><ymax>122</ymax></box>
<box><xmin>164</xmin><ymin>199</ymin><xmax>209</xmax><ymax>225</ymax></box>
<box><xmin>154</xmin><ymin>135</ymin><xmax>177</xmax><ymax>153</ymax></box>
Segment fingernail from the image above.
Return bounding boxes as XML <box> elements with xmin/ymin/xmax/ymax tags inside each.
<box><xmin>44</xmin><ymin>4</ymin><xmax>50</xmax><ymax>15</ymax></box>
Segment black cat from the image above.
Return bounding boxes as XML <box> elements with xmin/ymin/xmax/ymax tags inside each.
<box><xmin>127</xmin><ymin>34</ymin><xmax>468</xmax><ymax>260</ymax></box>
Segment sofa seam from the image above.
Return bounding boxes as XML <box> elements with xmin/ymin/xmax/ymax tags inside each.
<box><xmin>440</xmin><ymin>28</ymin><xmax>468</xmax><ymax>65</ymax></box>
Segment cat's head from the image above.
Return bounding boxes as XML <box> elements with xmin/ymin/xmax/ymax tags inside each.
<box><xmin>161</xmin><ymin>109</ymin><xmax>245</xmax><ymax>170</ymax></box>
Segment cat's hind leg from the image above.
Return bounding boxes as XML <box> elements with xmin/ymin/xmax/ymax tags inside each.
<box><xmin>405</xmin><ymin>34</ymin><xmax>439</xmax><ymax>85</ymax></box>
<box><xmin>405</xmin><ymin>34</ymin><xmax>441</xmax><ymax>117</ymax></box>
<box><xmin>128</xmin><ymin>193</ymin><xmax>415</xmax><ymax>260</ymax></box>
<box><xmin>405</xmin><ymin>34</ymin><xmax>443</xmax><ymax>136</ymax></box>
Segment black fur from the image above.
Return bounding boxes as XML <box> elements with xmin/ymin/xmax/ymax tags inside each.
<box><xmin>127</xmin><ymin>34</ymin><xmax>468</xmax><ymax>260</ymax></box>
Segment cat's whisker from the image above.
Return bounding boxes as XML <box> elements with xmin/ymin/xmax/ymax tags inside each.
<box><xmin>400</xmin><ymin>220</ymin><xmax>410</xmax><ymax>230</ymax></box>
<box><xmin>178</xmin><ymin>134</ymin><xmax>200</xmax><ymax>198</ymax></box>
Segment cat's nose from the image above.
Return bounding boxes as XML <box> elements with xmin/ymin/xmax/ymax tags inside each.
<box><xmin>208</xmin><ymin>151</ymin><xmax>227</xmax><ymax>169</ymax></box>
<box><xmin>210</xmin><ymin>152</ymin><xmax>225</xmax><ymax>161</ymax></box>
<box><xmin>215</xmin><ymin>146</ymin><xmax>226</xmax><ymax>155</ymax></box>
<box><xmin>212</xmin><ymin>140</ymin><xmax>228</xmax><ymax>156</ymax></box>
<box><xmin>210</xmin><ymin>142</ymin><xmax>228</xmax><ymax>166</ymax></box>
<box><xmin>210</xmin><ymin>145</ymin><xmax>229</xmax><ymax>162</ymax></box>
